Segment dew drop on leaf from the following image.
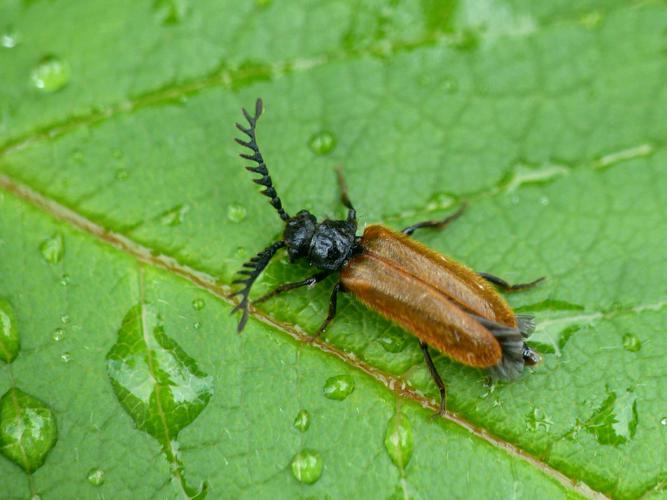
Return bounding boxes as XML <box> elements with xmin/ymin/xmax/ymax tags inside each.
<box><xmin>154</xmin><ymin>0</ymin><xmax>190</xmax><ymax>25</ymax></box>
<box><xmin>0</xmin><ymin>388</ymin><xmax>58</xmax><ymax>472</ymax></box>
<box><xmin>192</xmin><ymin>298</ymin><xmax>205</xmax><ymax>311</ymax></box>
<box><xmin>115</xmin><ymin>169</ymin><xmax>129</xmax><ymax>181</ymax></box>
<box><xmin>226</xmin><ymin>204</ymin><xmax>247</xmax><ymax>223</ymax></box>
<box><xmin>106</xmin><ymin>304</ymin><xmax>214</xmax><ymax>440</ymax></box>
<box><xmin>87</xmin><ymin>467</ymin><xmax>105</xmax><ymax>486</ymax></box>
<box><xmin>52</xmin><ymin>328</ymin><xmax>65</xmax><ymax>342</ymax></box>
<box><xmin>60</xmin><ymin>274</ymin><xmax>70</xmax><ymax>286</ymax></box>
<box><xmin>106</xmin><ymin>304</ymin><xmax>212</xmax><ymax>494</ymax></box>
<box><xmin>293</xmin><ymin>409</ymin><xmax>311</xmax><ymax>432</ymax></box>
<box><xmin>526</xmin><ymin>407</ymin><xmax>553</xmax><ymax>432</ymax></box>
<box><xmin>323</xmin><ymin>374</ymin><xmax>354</xmax><ymax>401</ymax></box>
<box><xmin>660</xmin><ymin>417</ymin><xmax>667</xmax><ymax>426</ymax></box>
<box><xmin>622</xmin><ymin>333</ymin><xmax>641</xmax><ymax>353</ymax></box>
<box><xmin>30</xmin><ymin>55</ymin><xmax>70</xmax><ymax>93</ymax></box>
<box><xmin>0</xmin><ymin>298</ymin><xmax>19</xmax><ymax>363</ymax></box>
<box><xmin>1</xmin><ymin>26</ymin><xmax>19</xmax><ymax>48</ymax></box>
<box><xmin>377</xmin><ymin>331</ymin><xmax>407</xmax><ymax>353</ymax></box>
<box><xmin>442</xmin><ymin>75</ymin><xmax>458</xmax><ymax>93</ymax></box>
<box><xmin>193</xmin><ymin>321</ymin><xmax>201</xmax><ymax>330</ymax></box>
<box><xmin>60</xmin><ymin>314</ymin><xmax>70</xmax><ymax>324</ymax></box>
<box><xmin>384</xmin><ymin>411</ymin><xmax>413</xmax><ymax>469</ymax></box>
<box><xmin>308</xmin><ymin>131</ymin><xmax>336</xmax><ymax>155</ymax></box>
<box><xmin>584</xmin><ymin>389</ymin><xmax>638</xmax><ymax>446</ymax></box>
<box><xmin>160</xmin><ymin>204</ymin><xmax>189</xmax><ymax>226</ymax></box>
<box><xmin>61</xmin><ymin>352</ymin><xmax>72</xmax><ymax>363</ymax></box>
<box><xmin>39</xmin><ymin>233</ymin><xmax>64</xmax><ymax>264</ymax></box>
<box><xmin>290</xmin><ymin>449</ymin><xmax>322</xmax><ymax>484</ymax></box>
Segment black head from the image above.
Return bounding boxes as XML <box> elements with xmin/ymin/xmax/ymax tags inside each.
<box><xmin>284</xmin><ymin>212</ymin><xmax>358</xmax><ymax>271</ymax></box>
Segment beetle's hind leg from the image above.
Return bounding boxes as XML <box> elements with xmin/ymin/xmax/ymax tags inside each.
<box><xmin>254</xmin><ymin>271</ymin><xmax>331</xmax><ymax>305</ymax></box>
<box><xmin>478</xmin><ymin>272</ymin><xmax>545</xmax><ymax>293</ymax></box>
<box><xmin>401</xmin><ymin>203</ymin><xmax>467</xmax><ymax>237</ymax></box>
<box><xmin>419</xmin><ymin>341</ymin><xmax>447</xmax><ymax>416</ymax></box>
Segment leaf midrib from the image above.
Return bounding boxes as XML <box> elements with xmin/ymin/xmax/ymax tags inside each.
<box><xmin>0</xmin><ymin>169</ymin><xmax>614</xmax><ymax>499</ymax></box>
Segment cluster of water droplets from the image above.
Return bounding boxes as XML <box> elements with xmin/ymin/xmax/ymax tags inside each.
<box><xmin>0</xmin><ymin>300</ymin><xmax>59</xmax><ymax>493</ymax></box>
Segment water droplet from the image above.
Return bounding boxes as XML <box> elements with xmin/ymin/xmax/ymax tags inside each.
<box><xmin>112</xmin><ymin>148</ymin><xmax>124</xmax><ymax>159</ymax></box>
<box><xmin>293</xmin><ymin>409</ymin><xmax>311</xmax><ymax>432</ymax></box>
<box><xmin>442</xmin><ymin>75</ymin><xmax>458</xmax><ymax>93</ymax></box>
<box><xmin>60</xmin><ymin>274</ymin><xmax>71</xmax><ymax>286</ymax></box>
<box><xmin>580</xmin><ymin>10</ymin><xmax>602</xmax><ymax>29</ymax></box>
<box><xmin>71</xmin><ymin>149</ymin><xmax>85</xmax><ymax>164</ymax></box>
<box><xmin>1</xmin><ymin>26</ymin><xmax>19</xmax><ymax>48</ymax></box>
<box><xmin>425</xmin><ymin>192</ymin><xmax>455</xmax><ymax>211</ymax></box>
<box><xmin>526</xmin><ymin>408</ymin><xmax>553</xmax><ymax>432</ymax></box>
<box><xmin>230</xmin><ymin>249</ymin><xmax>248</xmax><ymax>265</ymax></box>
<box><xmin>30</xmin><ymin>55</ymin><xmax>70</xmax><ymax>93</ymax></box>
<box><xmin>308</xmin><ymin>131</ymin><xmax>336</xmax><ymax>155</ymax></box>
<box><xmin>226</xmin><ymin>204</ymin><xmax>247</xmax><ymax>223</ymax></box>
<box><xmin>115</xmin><ymin>169</ymin><xmax>129</xmax><ymax>180</ymax></box>
<box><xmin>60</xmin><ymin>314</ymin><xmax>70</xmax><ymax>324</ymax></box>
<box><xmin>384</xmin><ymin>412</ymin><xmax>413</xmax><ymax>469</ymax></box>
<box><xmin>31</xmin><ymin>495</ymin><xmax>41</xmax><ymax>500</ymax></box>
<box><xmin>660</xmin><ymin>417</ymin><xmax>667</xmax><ymax>426</ymax></box>
<box><xmin>154</xmin><ymin>0</ymin><xmax>191</xmax><ymax>24</ymax></box>
<box><xmin>377</xmin><ymin>331</ymin><xmax>407</xmax><ymax>353</ymax></box>
<box><xmin>0</xmin><ymin>299</ymin><xmax>19</xmax><ymax>364</ymax></box>
<box><xmin>622</xmin><ymin>333</ymin><xmax>641</xmax><ymax>353</ymax></box>
<box><xmin>87</xmin><ymin>467</ymin><xmax>105</xmax><ymax>486</ymax></box>
<box><xmin>52</xmin><ymin>328</ymin><xmax>65</xmax><ymax>342</ymax></box>
<box><xmin>0</xmin><ymin>388</ymin><xmax>58</xmax><ymax>472</ymax></box>
<box><xmin>540</xmin><ymin>196</ymin><xmax>550</xmax><ymax>206</ymax></box>
<box><xmin>584</xmin><ymin>388</ymin><xmax>637</xmax><ymax>445</ymax></box>
<box><xmin>192</xmin><ymin>299</ymin><xmax>205</xmax><ymax>311</ymax></box>
<box><xmin>106</xmin><ymin>304</ymin><xmax>214</xmax><ymax>441</ymax></box>
<box><xmin>160</xmin><ymin>204</ymin><xmax>189</xmax><ymax>226</ymax></box>
<box><xmin>39</xmin><ymin>233</ymin><xmax>64</xmax><ymax>264</ymax></box>
<box><xmin>323</xmin><ymin>375</ymin><xmax>354</xmax><ymax>401</ymax></box>
<box><xmin>290</xmin><ymin>449</ymin><xmax>322</xmax><ymax>484</ymax></box>
<box><xmin>61</xmin><ymin>352</ymin><xmax>72</xmax><ymax>363</ymax></box>
<box><xmin>193</xmin><ymin>321</ymin><xmax>201</xmax><ymax>330</ymax></box>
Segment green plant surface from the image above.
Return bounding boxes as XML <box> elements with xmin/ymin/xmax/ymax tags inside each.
<box><xmin>1</xmin><ymin>0</ymin><xmax>666</xmax><ymax>498</ymax></box>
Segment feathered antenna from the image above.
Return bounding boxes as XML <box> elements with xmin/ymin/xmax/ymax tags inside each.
<box><xmin>235</xmin><ymin>98</ymin><xmax>290</xmax><ymax>221</ymax></box>
<box><xmin>231</xmin><ymin>240</ymin><xmax>285</xmax><ymax>333</ymax></box>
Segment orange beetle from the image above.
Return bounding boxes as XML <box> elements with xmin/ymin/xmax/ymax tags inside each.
<box><xmin>232</xmin><ymin>99</ymin><xmax>543</xmax><ymax>414</ymax></box>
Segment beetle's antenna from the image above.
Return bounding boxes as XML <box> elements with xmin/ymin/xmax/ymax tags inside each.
<box><xmin>231</xmin><ymin>240</ymin><xmax>286</xmax><ymax>333</ymax></box>
<box><xmin>235</xmin><ymin>98</ymin><xmax>290</xmax><ymax>222</ymax></box>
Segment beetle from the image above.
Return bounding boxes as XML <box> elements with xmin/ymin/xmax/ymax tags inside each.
<box><xmin>231</xmin><ymin>98</ymin><xmax>544</xmax><ymax>414</ymax></box>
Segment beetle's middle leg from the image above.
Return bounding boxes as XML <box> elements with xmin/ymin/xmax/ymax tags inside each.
<box><xmin>401</xmin><ymin>203</ymin><xmax>467</xmax><ymax>236</ymax></box>
<box><xmin>419</xmin><ymin>341</ymin><xmax>447</xmax><ymax>416</ymax></box>
<box><xmin>254</xmin><ymin>271</ymin><xmax>331</xmax><ymax>304</ymax></box>
<box><xmin>478</xmin><ymin>272</ymin><xmax>545</xmax><ymax>292</ymax></box>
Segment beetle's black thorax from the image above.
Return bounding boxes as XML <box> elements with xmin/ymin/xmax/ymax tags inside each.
<box><xmin>283</xmin><ymin>210</ymin><xmax>358</xmax><ymax>271</ymax></box>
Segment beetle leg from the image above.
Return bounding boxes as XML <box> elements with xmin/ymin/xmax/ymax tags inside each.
<box><xmin>419</xmin><ymin>341</ymin><xmax>447</xmax><ymax>416</ymax></box>
<box><xmin>253</xmin><ymin>271</ymin><xmax>331</xmax><ymax>305</ymax></box>
<box><xmin>478</xmin><ymin>273</ymin><xmax>545</xmax><ymax>292</ymax></box>
<box><xmin>335</xmin><ymin>166</ymin><xmax>357</xmax><ymax>226</ymax></box>
<box><xmin>230</xmin><ymin>240</ymin><xmax>285</xmax><ymax>333</ymax></box>
<box><xmin>401</xmin><ymin>203</ymin><xmax>467</xmax><ymax>236</ymax></box>
<box><xmin>317</xmin><ymin>282</ymin><xmax>343</xmax><ymax>335</ymax></box>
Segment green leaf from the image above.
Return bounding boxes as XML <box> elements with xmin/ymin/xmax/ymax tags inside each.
<box><xmin>1</xmin><ymin>0</ymin><xmax>666</xmax><ymax>498</ymax></box>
